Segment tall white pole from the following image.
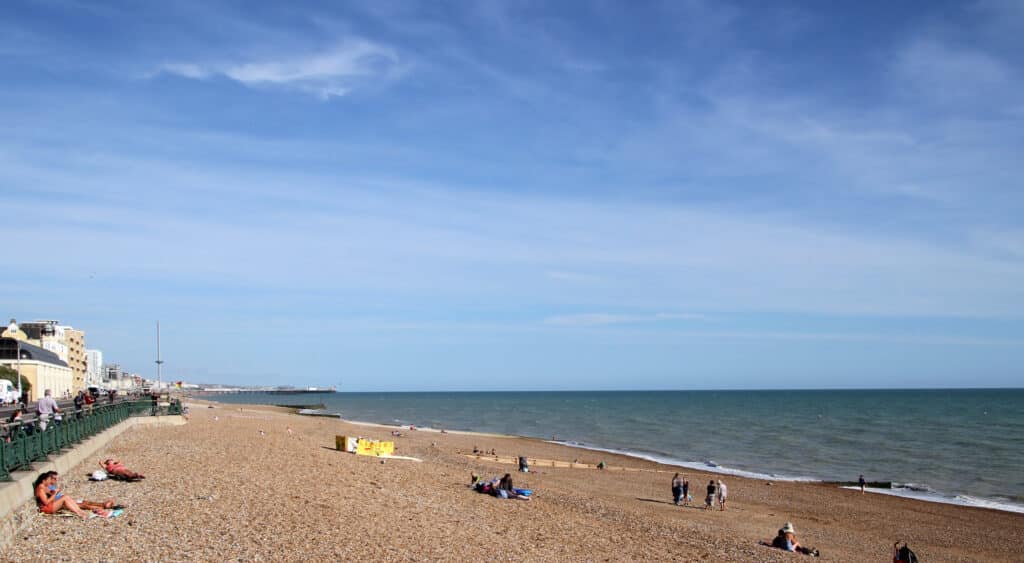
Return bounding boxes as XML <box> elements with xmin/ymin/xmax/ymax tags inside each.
<box><xmin>155</xmin><ymin>321</ymin><xmax>163</xmax><ymax>391</ymax></box>
<box><xmin>15</xmin><ymin>338</ymin><xmax>21</xmax><ymax>405</ymax></box>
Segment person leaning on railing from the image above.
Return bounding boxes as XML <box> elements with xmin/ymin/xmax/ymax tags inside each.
<box><xmin>36</xmin><ymin>389</ymin><xmax>60</xmax><ymax>431</ymax></box>
<box><xmin>3</xmin><ymin>408</ymin><xmax>23</xmax><ymax>442</ymax></box>
<box><xmin>84</xmin><ymin>390</ymin><xmax>96</xmax><ymax>415</ymax></box>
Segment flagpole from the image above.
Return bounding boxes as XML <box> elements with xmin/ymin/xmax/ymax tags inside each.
<box><xmin>155</xmin><ymin>321</ymin><xmax>163</xmax><ymax>391</ymax></box>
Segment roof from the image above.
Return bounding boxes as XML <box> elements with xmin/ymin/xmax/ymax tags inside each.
<box><xmin>0</xmin><ymin>338</ymin><xmax>70</xmax><ymax>367</ymax></box>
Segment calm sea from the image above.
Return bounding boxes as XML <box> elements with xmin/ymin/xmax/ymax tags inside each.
<box><xmin>206</xmin><ymin>389</ymin><xmax>1024</xmax><ymax>513</ymax></box>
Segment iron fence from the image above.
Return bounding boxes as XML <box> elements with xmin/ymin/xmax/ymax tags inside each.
<box><xmin>0</xmin><ymin>399</ymin><xmax>182</xmax><ymax>481</ymax></box>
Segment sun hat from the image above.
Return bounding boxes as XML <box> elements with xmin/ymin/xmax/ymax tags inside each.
<box><xmin>781</xmin><ymin>522</ymin><xmax>796</xmax><ymax>534</ymax></box>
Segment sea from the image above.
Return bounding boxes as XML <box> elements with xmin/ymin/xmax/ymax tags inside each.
<box><xmin>206</xmin><ymin>389</ymin><xmax>1024</xmax><ymax>514</ymax></box>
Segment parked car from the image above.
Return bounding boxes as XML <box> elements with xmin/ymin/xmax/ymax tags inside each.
<box><xmin>0</xmin><ymin>380</ymin><xmax>19</xmax><ymax>405</ymax></box>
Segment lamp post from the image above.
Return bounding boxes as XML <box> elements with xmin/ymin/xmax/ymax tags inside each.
<box><xmin>7</xmin><ymin>319</ymin><xmax>21</xmax><ymax>406</ymax></box>
<box><xmin>155</xmin><ymin>321</ymin><xmax>163</xmax><ymax>392</ymax></box>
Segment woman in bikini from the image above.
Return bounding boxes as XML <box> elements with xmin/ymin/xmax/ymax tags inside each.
<box><xmin>34</xmin><ymin>471</ymin><xmax>116</xmax><ymax>518</ymax></box>
<box><xmin>101</xmin><ymin>458</ymin><xmax>145</xmax><ymax>480</ymax></box>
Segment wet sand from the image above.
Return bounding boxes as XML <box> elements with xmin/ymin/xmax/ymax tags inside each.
<box><xmin>4</xmin><ymin>400</ymin><xmax>1021</xmax><ymax>561</ymax></box>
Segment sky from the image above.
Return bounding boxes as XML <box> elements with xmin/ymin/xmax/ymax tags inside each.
<box><xmin>1</xmin><ymin>0</ymin><xmax>1023</xmax><ymax>391</ymax></box>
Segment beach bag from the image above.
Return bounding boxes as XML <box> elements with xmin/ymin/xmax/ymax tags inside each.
<box><xmin>90</xmin><ymin>470</ymin><xmax>108</xmax><ymax>481</ymax></box>
<box><xmin>895</xmin><ymin>544</ymin><xmax>918</xmax><ymax>563</ymax></box>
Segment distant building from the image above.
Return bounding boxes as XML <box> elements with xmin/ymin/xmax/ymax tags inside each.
<box><xmin>61</xmin><ymin>326</ymin><xmax>86</xmax><ymax>392</ymax></box>
<box><xmin>0</xmin><ymin>337</ymin><xmax>73</xmax><ymax>401</ymax></box>
<box><xmin>104</xmin><ymin>363</ymin><xmax>123</xmax><ymax>384</ymax></box>
<box><xmin>16</xmin><ymin>320</ymin><xmax>87</xmax><ymax>393</ymax></box>
<box><xmin>85</xmin><ymin>349</ymin><xmax>104</xmax><ymax>388</ymax></box>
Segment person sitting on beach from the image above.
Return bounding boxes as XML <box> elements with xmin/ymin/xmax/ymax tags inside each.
<box><xmin>34</xmin><ymin>471</ymin><xmax>117</xmax><ymax>518</ymax></box>
<box><xmin>494</xmin><ymin>473</ymin><xmax>531</xmax><ymax>500</ymax></box>
<box><xmin>100</xmin><ymin>458</ymin><xmax>145</xmax><ymax>480</ymax></box>
<box><xmin>498</xmin><ymin>473</ymin><xmax>514</xmax><ymax>492</ymax></box>
<box><xmin>764</xmin><ymin>522</ymin><xmax>820</xmax><ymax>557</ymax></box>
<box><xmin>704</xmin><ymin>480</ymin><xmax>716</xmax><ymax>510</ymax></box>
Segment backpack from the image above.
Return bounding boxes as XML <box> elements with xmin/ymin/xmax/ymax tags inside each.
<box><xmin>896</xmin><ymin>544</ymin><xmax>918</xmax><ymax>563</ymax></box>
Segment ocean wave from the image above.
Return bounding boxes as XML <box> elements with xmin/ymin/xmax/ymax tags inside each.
<box><xmin>557</xmin><ymin>441</ymin><xmax>1024</xmax><ymax>514</ymax></box>
<box><xmin>550</xmin><ymin>441</ymin><xmax>821</xmax><ymax>482</ymax></box>
<box><xmin>838</xmin><ymin>485</ymin><xmax>1024</xmax><ymax>514</ymax></box>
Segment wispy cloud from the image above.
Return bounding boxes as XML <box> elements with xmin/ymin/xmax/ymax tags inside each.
<box><xmin>158</xmin><ymin>40</ymin><xmax>403</xmax><ymax>98</ymax></box>
<box><xmin>544</xmin><ymin>313</ymin><xmax>708</xmax><ymax>326</ymax></box>
<box><xmin>892</xmin><ymin>39</ymin><xmax>1016</xmax><ymax>110</ymax></box>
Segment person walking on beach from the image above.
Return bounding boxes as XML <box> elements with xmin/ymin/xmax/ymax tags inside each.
<box><xmin>682</xmin><ymin>477</ymin><xmax>690</xmax><ymax>506</ymax></box>
<box><xmin>705</xmin><ymin>480</ymin><xmax>716</xmax><ymax>510</ymax></box>
<box><xmin>717</xmin><ymin>480</ymin><xmax>728</xmax><ymax>510</ymax></box>
<box><xmin>858</xmin><ymin>474</ymin><xmax>866</xmax><ymax>494</ymax></box>
<box><xmin>671</xmin><ymin>473</ymin><xmax>684</xmax><ymax>505</ymax></box>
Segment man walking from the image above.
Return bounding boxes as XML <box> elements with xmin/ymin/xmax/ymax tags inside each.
<box><xmin>36</xmin><ymin>389</ymin><xmax>60</xmax><ymax>431</ymax></box>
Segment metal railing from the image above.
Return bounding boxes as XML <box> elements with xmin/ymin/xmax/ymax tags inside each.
<box><xmin>0</xmin><ymin>399</ymin><xmax>183</xmax><ymax>481</ymax></box>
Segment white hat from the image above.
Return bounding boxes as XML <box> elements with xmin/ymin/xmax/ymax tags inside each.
<box><xmin>90</xmin><ymin>470</ymin><xmax>108</xmax><ymax>481</ymax></box>
<box><xmin>781</xmin><ymin>522</ymin><xmax>796</xmax><ymax>534</ymax></box>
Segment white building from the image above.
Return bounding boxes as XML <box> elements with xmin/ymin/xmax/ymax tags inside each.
<box><xmin>85</xmin><ymin>349</ymin><xmax>103</xmax><ymax>388</ymax></box>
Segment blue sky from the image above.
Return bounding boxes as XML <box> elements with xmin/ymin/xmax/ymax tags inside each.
<box><xmin>2</xmin><ymin>0</ymin><xmax>1022</xmax><ymax>390</ymax></box>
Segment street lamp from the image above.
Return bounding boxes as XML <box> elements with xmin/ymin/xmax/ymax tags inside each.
<box><xmin>7</xmin><ymin>319</ymin><xmax>21</xmax><ymax>406</ymax></box>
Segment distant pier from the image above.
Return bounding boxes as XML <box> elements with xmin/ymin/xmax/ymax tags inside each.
<box><xmin>196</xmin><ymin>386</ymin><xmax>337</xmax><ymax>394</ymax></box>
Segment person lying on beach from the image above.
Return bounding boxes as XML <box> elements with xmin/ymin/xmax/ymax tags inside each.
<box><xmin>100</xmin><ymin>458</ymin><xmax>145</xmax><ymax>480</ymax></box>
<box><xmin>762</xmin><ymin>522</ymin><xmax>820</xmax><ymax>557</ymax></box>
<box><xmin>472</xmin><ymin>475</ymin><xmax>531</xmax><ymax>500</ymax></box>
<box><xmin>34</xmin><ymin>471</ymin><xmax>118</xmax><ymax>518</ymax></box>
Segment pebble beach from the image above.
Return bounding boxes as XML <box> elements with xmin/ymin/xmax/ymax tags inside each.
<box><xmin>4</xmin><ymin>400</ymin><xmax>1022</xmax><ymax>561</ymax></box>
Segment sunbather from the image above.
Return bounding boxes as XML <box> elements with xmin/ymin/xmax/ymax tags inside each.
<box><xmin>763</xmin><ymin>522</ymin><xmax>820</xmax><ymax>557</ymax></box>
<box><xmin>34</xmin><ymin>471</ymin><xmax>117</xmax><ymax>518</ymax></box>
<box><xmin>100</xmin><ymin>458</ymin><xmax>145</xmax><ymax>480</ymax></box>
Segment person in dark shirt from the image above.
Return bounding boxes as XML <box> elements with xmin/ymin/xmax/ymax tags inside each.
<box><xmin>705</xmin><ymin>480</ymin><xmax>716</xmax><ymax>510</ymax></box>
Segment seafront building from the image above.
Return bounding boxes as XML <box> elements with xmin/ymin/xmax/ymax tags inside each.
<box><xmin>0</xmin><ymin>337</ymin><xmax>73</xmax><ymax>401</ymax></box>
<box><xmin>85</xmin><ymin>348</ymin><xmax>104</xmax><ymax>388</ymax></box>
<box><xmin>14</xmin><ymin>320</ymin><xmax>88</xmax><ymax>393</ymax></box>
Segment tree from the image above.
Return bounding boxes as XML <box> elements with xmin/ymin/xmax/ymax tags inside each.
<box><xmin>0</xmin><ymin>365</ymin><xmax>31</xmax><ymax>395</ymax></box>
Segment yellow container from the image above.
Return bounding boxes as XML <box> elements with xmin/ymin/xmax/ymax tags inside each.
<box><xmin>376</xmin><ymin>441</ymin><xmax>395</xmax><ymax>456</ymax></box>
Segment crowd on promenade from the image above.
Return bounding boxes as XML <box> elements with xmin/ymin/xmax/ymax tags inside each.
<box><xmin>1</xmin><ymin>388</ymin><xmax>152</xmax><ymax>442</ymax></box>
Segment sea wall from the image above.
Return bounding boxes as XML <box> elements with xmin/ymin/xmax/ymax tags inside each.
<box><xmin>0</xmin><ymin>416</ymin><xmax>187</xmax><ymax>550</ymax></box>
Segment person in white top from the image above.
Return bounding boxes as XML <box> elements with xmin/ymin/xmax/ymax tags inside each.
<box><xmin>36</xmin><ymin>389</ymin><xmax>60</xmax><ymax>431</ymax></box>
<box><xmin>717</xmin><ymin>480</ymin><xmax>728</xmax><ymax>511</ymax></box>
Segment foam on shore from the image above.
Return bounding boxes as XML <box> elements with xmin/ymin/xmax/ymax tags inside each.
<box><xmin>247</xmin><ymin>401</ymin><xmax>1024</xmax><ymax>515</ymax></box>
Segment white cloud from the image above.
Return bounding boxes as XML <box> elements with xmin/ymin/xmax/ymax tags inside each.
<box><xmin>892</xmin><ymin>39</ymin><xmax>1016</xmax><ymax>108</ymax></box>
<box><xmin>159</xmin><ymin>40</ymin><xmax>401</xmax><ymax>98</ymax></box>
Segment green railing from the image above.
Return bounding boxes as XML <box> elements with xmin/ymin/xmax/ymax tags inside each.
<box><xmin>0</xmin><ymin>399</ymin><xmax>182</xmax><ymax>481</ymax></box>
